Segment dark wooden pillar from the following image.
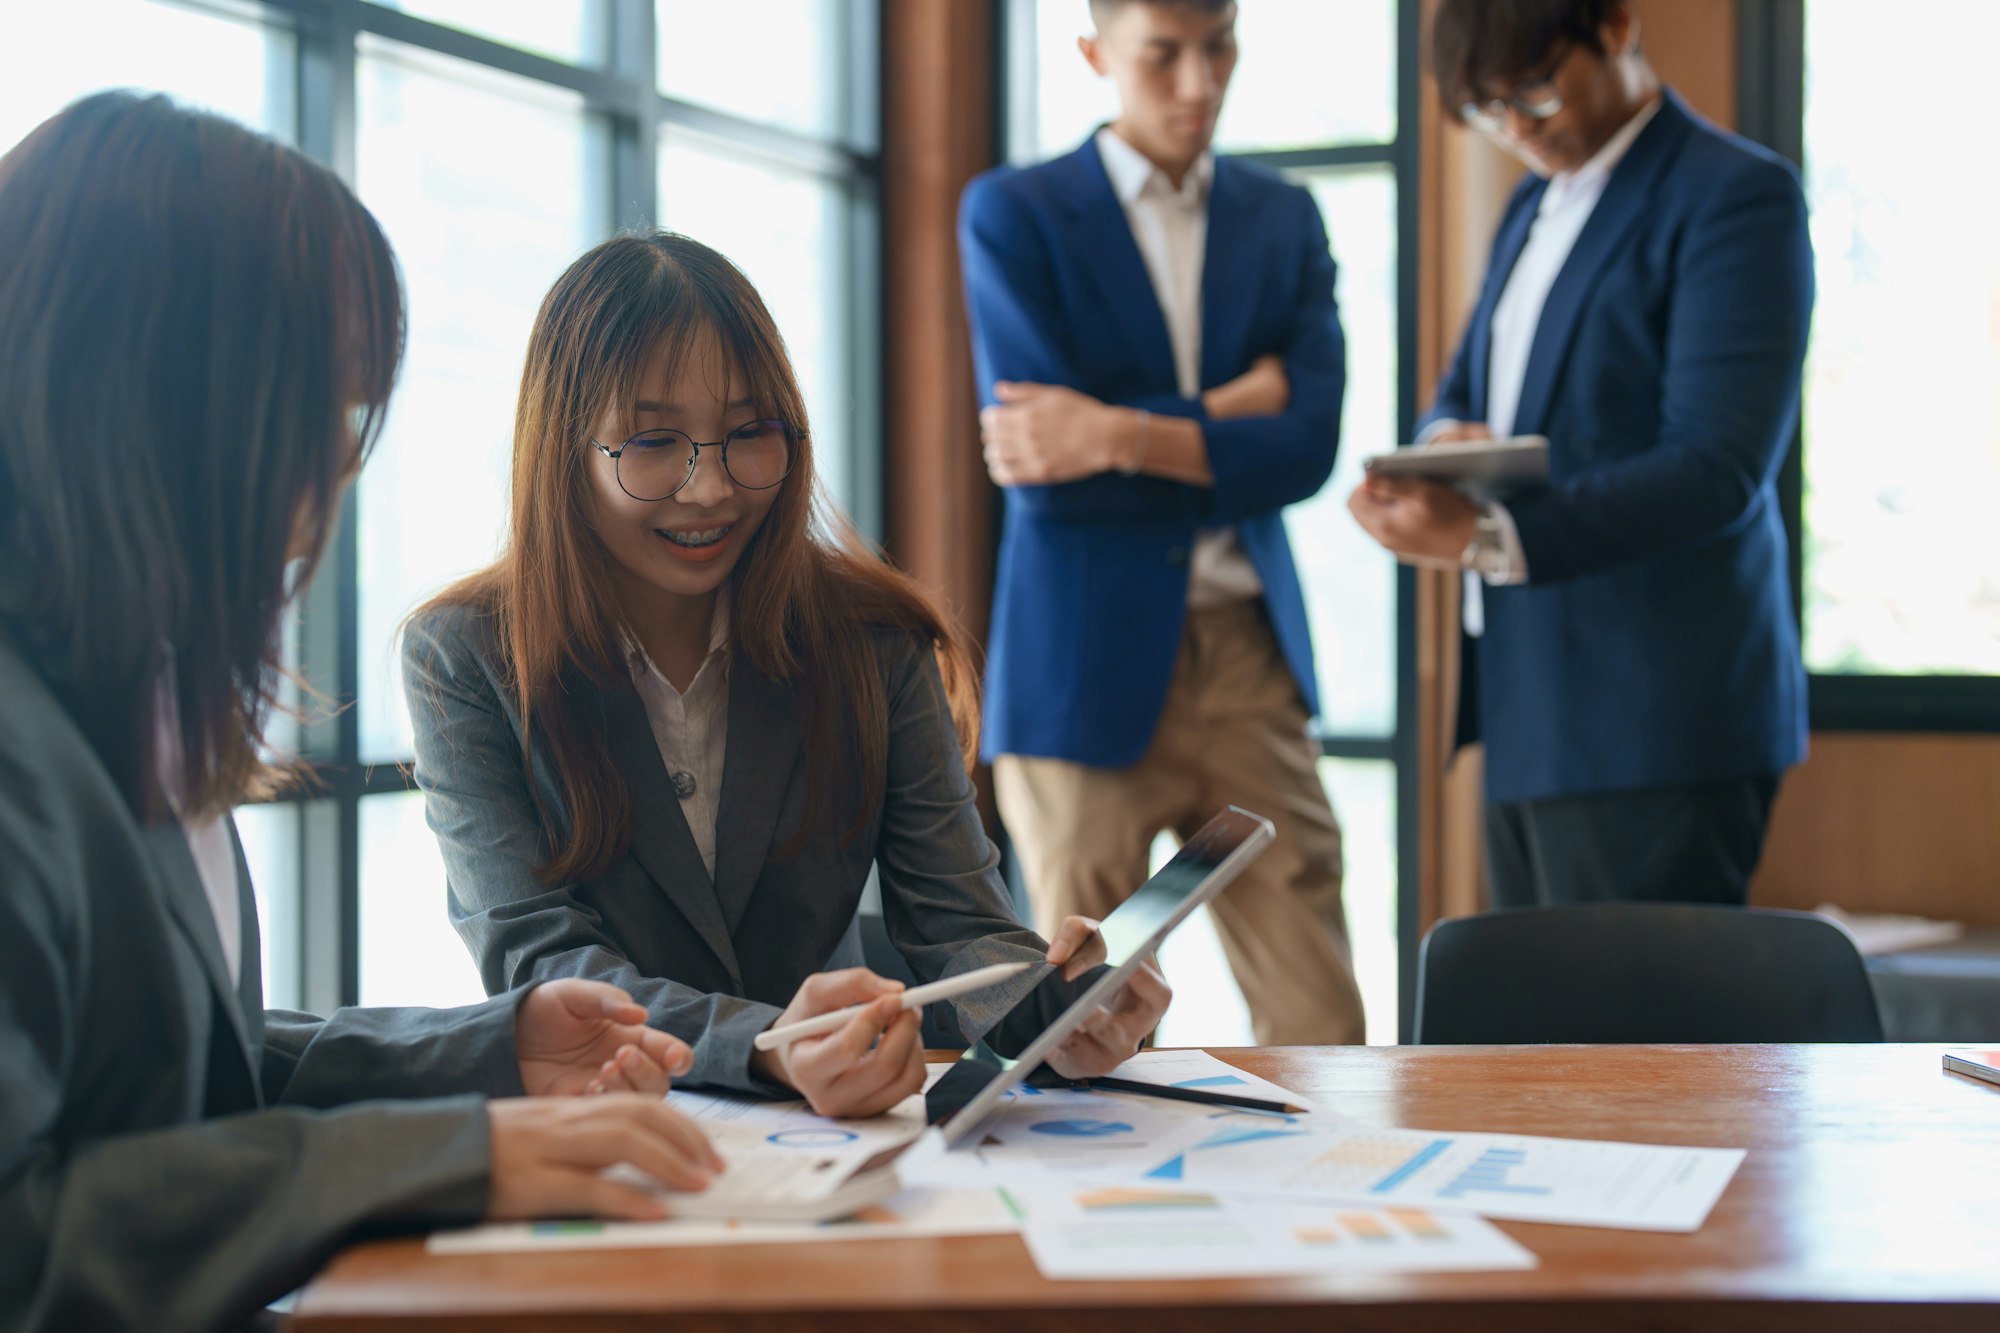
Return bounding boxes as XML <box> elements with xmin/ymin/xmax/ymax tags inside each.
<box><xmin>880</xmin><ymin>0</ymin><xmax>997</xmax><ymax>646</ymax></box>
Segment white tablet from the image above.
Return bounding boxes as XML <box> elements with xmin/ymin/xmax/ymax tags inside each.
<box><xmin>649</xmin><ymin>806</ymin><xmax>1276</xmax><ymax>1222</ymax></box>
<box><xmin>931</xmin><ymin>805</ymin><xmax>1276</xmax><ymax>1145</ymax></box>
<box><xmin>1365</xmin><ymin>434</ymin><xmax>1548</xmax><ymax>499</ymax></box>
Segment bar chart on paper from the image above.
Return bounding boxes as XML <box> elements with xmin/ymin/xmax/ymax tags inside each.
<box><xmin>1012</xmin><ymin>1185</ymin><xmax>1537</xmax><ymax>1280</ymax></box>
<box><xmin>1137</xmin><ymin>1124</ymin><xmax>1745</xmax><ymax>1231</ymax></box>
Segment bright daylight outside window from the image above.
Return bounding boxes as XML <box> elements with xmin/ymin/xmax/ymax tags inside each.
<box><xmin>0</xmin><ymin>0</ymin><xmax>306</xmax><ymax>1005</ymax></box>
<box><xmin>1801</xmin><ymin>0</ymin><xmax>2000</xmax><ymax>675</ymax></box>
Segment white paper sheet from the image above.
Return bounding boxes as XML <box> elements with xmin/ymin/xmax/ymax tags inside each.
<box><xmin>1132</xmin><ymin>1120</ymin><xmax>1745</xmax><ymax>1232</ymax></box>
<box><xmin>1102</xmin><ymin>1048</ymin><xmax>1342</xmax><ymax>1116</ymax></box>
<box><xmin>427</xmin><ymin>1185</ymin><xmax>1015</xmax><ymax>1255</ymax></box>
<box><xmin>1008</xmin><ymin>1183</ymin><xmax>1536</xmax><ymax>1280</ymax></box>
<box><xmin>909</xmin><ymin>1083</ymin><xmax>1279</xmax><ymax>1191</ymax></box>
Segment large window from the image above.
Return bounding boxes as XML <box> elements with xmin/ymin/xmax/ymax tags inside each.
<box><xmin>1009</xmin><ymin>0</ymin><xmax>1418</xmax><ymax>1043</ymax></box>
<box><xmin>2</xmin><ymin>0</ymin><xmax>880</xmax><ymax>1011</ymax></box>
<box><xmin>1799</xmin><ymin>2</ymin><xmax>2000</xmax><ymax>678</ymax></box>
<box><xmin>1742</xmin><ymin>0</ymin><xmax>2000</xmax><ymax>727</ymax></box>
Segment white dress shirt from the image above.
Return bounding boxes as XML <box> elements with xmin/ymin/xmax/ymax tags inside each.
<box><xmin>625</xmin><ymin>598</ymin><xmax>731</xmax><ymax>881</ymax></box>
<box><xmin>1444</xmin><ymin>96</ymin><xmax>1663</xmax><ymax>621</ymax></box>
<box><xmin>153</xmin><ymin>672</ymin><xmax>241</xmax><ymax>985</ymax></box>
<box><xmin>1095</xmin><ymin>127</ymin><xmax>1264</xmax><ymax>607</ymax></box>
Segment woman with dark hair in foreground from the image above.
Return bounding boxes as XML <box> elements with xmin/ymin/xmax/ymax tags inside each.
<box><xmin>0</xmin><ymin>93</ymin><xmax>718</xmax><ymax>1333</ymax></box>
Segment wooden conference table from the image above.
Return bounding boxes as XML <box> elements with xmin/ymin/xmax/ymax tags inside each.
<box><xmin>294</xmin><ymin>1045</ymin><xmax>2000</xmax><ymax>1331</ymax></box>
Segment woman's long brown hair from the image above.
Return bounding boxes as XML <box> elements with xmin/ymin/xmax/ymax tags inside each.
<box><xmin>0</xmin><ymin>92</ymin><xmax>402</xmax><ymax>820</ymax></box>
<box><xmin>419</xmin><ymin>233</ymin><xmax>979</xmax><ymax>885</ymax></box>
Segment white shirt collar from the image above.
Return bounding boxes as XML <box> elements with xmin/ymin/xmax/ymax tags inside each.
<box><xmin>1543</xmin><ymin>95</ymin><xmax>1663</xmax><ymax>203</ymax></box>
<box><xmin>1095</xmin><ymin>126</ymin><xmax>1213</xmax><ymax>211</ymax></box>
<box><xmin>623</xmin><ymin>593</ymin><xmax>732</xmax><ymax>687</ymax></box>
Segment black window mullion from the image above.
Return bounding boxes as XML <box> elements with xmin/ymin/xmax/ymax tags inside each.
<box><xmin>609</xmin><ymin>0</ymin><xmax>658</xmax><ymax>230</ymax></box>
<box><xmin>294</xmin><ymin>0</ymin><xmax>363</xmax><ymax>1013</ymax></box>
<box><xmin>1392</xmin><ymin>0</ymin><xmax>1423</xmax><ymax>1044</ymax></box>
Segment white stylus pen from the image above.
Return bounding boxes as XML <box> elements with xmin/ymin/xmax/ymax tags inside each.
<box><xmin>751</xmin><ymin>961</ymin><xmax>1036</xmax><ymax>1052</ymax></box>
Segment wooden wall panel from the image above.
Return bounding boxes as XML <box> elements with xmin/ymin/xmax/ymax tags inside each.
<box><xmin>881</xmin><ymin>0</ymin><xmax>995</xmax><ymax>646</ymax></box>
<box><xmin>1753</xmin><ymin>736</ymin><xmax>2000</xmax><ymax>927</ymax></box>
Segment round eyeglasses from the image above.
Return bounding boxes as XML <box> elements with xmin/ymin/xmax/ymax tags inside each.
<box><xmin>1461</xmin><ymin>46</ymin><xmax>1570</xmax><ymax>136</ymax></box>
<box><xmin>1463</xmin><ymin>81</ymin><xmax>1565</xmax><ymax>135</ymax></box>
<box><xmin>591</xmin><ymin>419</ymin><xmax>797</xmax><ymax>502</ymax></box>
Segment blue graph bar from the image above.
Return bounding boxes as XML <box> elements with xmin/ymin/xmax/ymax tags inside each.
<box><xmin>1370</xmin><ymin>1139</ymin><xmax>1453</xmax><ymax>1193</ymax></box>
<box><xmin>1437</xmin><ymin>1146</ymin><xmax>1553</xmax><ymax>1199</ymax></box>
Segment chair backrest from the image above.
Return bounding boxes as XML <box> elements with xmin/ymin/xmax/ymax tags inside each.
<box><xmin>1414</xmin><ymin>904</ymin><xmax>1884</xmax><ymax>1044</ymax></box>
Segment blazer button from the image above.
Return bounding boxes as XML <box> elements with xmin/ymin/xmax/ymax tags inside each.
<box><xmin>1167</xmin><ymin>546</ymin><xmax>1190</xmax><ymax>566</ymax></box>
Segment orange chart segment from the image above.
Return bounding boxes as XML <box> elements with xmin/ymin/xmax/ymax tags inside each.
<box><xmin>1075</xmin><ymin>1187</ymin><xmax>1220</xmax><ymax>1213</ymax></box>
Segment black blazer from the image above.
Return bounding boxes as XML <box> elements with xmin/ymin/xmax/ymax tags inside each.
<box><xmin>0</xmin><ymin>631</ymin><xmax>527</xmax><ymax>1333</ymax></box>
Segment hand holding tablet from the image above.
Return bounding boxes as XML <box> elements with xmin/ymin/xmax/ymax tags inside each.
<box><xmin>1365</xmin><ymin>433</ymin><xmax>1549</xmax><ymax>500</ymax></box>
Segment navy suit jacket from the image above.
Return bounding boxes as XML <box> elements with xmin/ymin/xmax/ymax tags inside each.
<box><xmin>1425</xmin><ymin>91</ymin><xmax>1813</xmax><ymax>804</ymax></box>
<box><xmin>959</xmin><ymin>136</ymin><xmax>1345</xmax><ymax>767</ymax></box>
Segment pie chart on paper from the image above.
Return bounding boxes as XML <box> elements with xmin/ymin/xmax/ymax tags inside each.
<box><xmin>766</xmin><ymin>1129</ymin><xmax>861</xmax><ymax>1148</ymax></box>
<box><xmin>1028</xmin><ymin>1118</ymin><xmax>1136</xmax><ymax>1138</ymax></box>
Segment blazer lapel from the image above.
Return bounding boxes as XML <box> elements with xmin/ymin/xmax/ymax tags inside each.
<box><xmin>1057</xmin><ymin>140</ymin><xmax>1179</xmax><ymax>379</ymax></box>
<box><xmin>712</xmin><ymin>660</ymin><xmax>802</xmax><ymax>937</ymax></box>
<box><xmin>1509</xmin><ymin>95</ymin><xmax>1693</xmax><ymax>436</ymax></box>
<box><xmin>1198</xmin><ymin>159</ymin><xmax>1267</xmax><ymax>387</ymax></box>
<box><xmin>142</xmin><ymin>820</ymin><xmax>255</xmax><ymax>1063</ymax></box>
<box><xmin>1469</xmin><ymin>184</ymin><xmax>1545</xmax><ymax>420</ymax></box>
<box><xmin>600</xmin><ymin>681</ymin><xmax>744</xmax><ymax>987</ymax></box>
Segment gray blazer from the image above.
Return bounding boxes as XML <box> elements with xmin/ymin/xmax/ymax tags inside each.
<box><xmin>402</xmin><ymin>604</ymin><xmax>1080</xmax><ymax>1094</ymax></box>
<box><xmin>0</xmin><ymin>633</ymin><xmax>527</xmax><ymax>1333</ymax></box>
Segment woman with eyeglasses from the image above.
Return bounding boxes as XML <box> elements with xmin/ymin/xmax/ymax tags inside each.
<box><xmin>0</xmin><ymin>94</ymin><xmax>732</xmax><ymax>1332</ymax></box>
<box><xmin>403</xmin><ymin>233</ymin><xmax>1171</xmax><ymax>1118</ymax></box>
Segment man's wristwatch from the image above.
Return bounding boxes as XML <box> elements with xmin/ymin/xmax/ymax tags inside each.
<box><xmin>1461</xmin><ymin>504</ymin><xmax>1513</xmax><ymax>582</ymax></box>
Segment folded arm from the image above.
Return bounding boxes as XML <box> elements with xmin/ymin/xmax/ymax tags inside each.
<box><xmin>959</xmin><ymin>177</ymin><xmax>1344</xmax><ymax>524</ymax></box>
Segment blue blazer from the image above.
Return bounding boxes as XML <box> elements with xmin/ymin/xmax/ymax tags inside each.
<box><xmin>1425</xmin><ymin>91</ymin><xmax>1813</xmax><ymax>804</ymax></box>
<box><xmin>959</xmin><ymin>136</ymin><xmax>1346</xmax><ymax>768</ymax></box>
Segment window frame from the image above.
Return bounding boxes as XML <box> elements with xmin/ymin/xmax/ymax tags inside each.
<box><xmin>1738</xmin><ymin>0</ymin><xmax>2000</xmax><ymax>734</ymax></box>
<box><xmin>203</xmin><ymin>0</ymin><xmax>883</xmax><ymax>1011</ymax></box>
<box><xmin>996</xmin><ymin>0</ymin><xmax>1425</xmax><ymax>1037</ymax></box>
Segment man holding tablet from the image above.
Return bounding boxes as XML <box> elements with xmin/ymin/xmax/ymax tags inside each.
<box><xmin>1349</xmin><ymin>0</ymin><xmax>1813</xmax><ymax>908</ymax></box>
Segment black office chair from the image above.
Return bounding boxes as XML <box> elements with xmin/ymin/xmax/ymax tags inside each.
<box><xmin>1414</xmin><ymin>903</ymin><xmax>1884</xmax><ymax>1044</ymax></box>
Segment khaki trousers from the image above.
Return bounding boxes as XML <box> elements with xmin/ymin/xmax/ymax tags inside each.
<box><xmin>995</xmin><ymin>602</ymin><xmax>1366</xmax><ymax>1047</ymax></box>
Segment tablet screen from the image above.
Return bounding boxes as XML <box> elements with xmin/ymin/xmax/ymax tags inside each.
<box><xmin>930</xmin><ymin>806</ymin><xmax>1274</xmax><ymax>1144</ymax></box>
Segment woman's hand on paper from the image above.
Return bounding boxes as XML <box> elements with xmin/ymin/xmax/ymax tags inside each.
<box><xmin>486</xmin><ymin>1095</ymin><xmax>723</xmax><ymax>1222</ymax></box>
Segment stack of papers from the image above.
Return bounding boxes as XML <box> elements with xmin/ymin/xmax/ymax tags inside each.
<box><xmin>427</xmin><ymin>1048</ymin><xmax>1747</xmax><ymax>1285</ymax></box>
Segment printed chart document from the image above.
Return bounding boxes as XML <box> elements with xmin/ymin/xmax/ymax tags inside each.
<box><xmin>1101</xmin><ymin>1047</ymin><xmax>1341</xmax><ymax>1115</ymax></box>
<box><xmin>1134</xmin><ymin>1122</ymin><xmax>1744</xmax><ymax>1232</ymax></box>
<box><xmin>1009</xmin><ymin>1183</ymin><xmax>1535</xmax><ymax>1281</ymax></box>
<box><xmin>429</xmin><ymin>1185</ymin><xmax>1015</xmax><ymax>1255</ymax></box>
<box><xmin>910</xmin><ymin>1085</ymin><xmax>1229</xmax><ymax>1189</ymax></box>
<box><xmin>430</xmin><ymin>1074</ymin><xmax>1002</xmax><ymax>1254</ymax></box>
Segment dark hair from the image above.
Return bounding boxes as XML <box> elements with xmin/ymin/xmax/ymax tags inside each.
<box><xmin>1088</xmin><ymin>0</ymin><xmax>1235</xmax><ymax>22</ymax></box>
<box><xmin>418</xmin><ymin>233</ymin><xmax>981</xmax><ymax>884</ymax></box>
<box><xmin>0</xmin><ymin>92</ymin><xmax>404</xmax><ymax>819</ymax></box>
<box><xmin>1430</xmin><ymin>0</ymin><xmax>1625</xmax><ymax>115</ymax></box>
